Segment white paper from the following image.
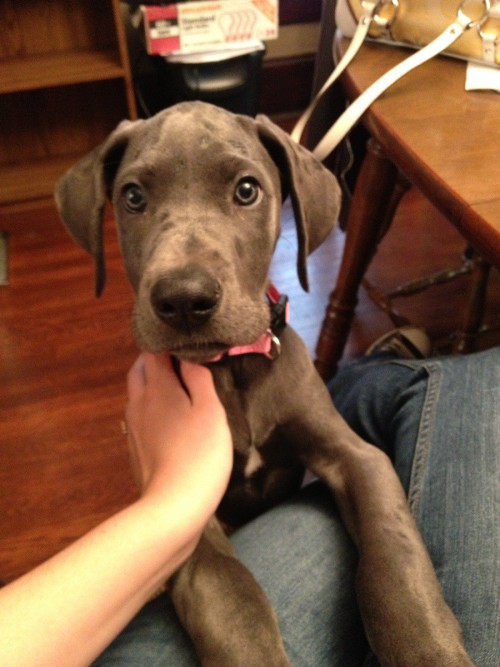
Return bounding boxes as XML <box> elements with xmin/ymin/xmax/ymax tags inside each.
<box><xmin>465</xmin><ymin>62</ymin><xmax>500</xmax><ymax>93</ymax></box>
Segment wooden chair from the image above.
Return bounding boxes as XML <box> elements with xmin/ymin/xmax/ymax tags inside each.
<box><xmin>314</xmin><ymin>138</ymin><xmax>495</xmax><ymax>380</ymax></box>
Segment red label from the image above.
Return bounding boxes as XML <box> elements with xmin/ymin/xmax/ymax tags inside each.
<box><xmin>144</xmin><ymin>5</ymin><xmax>181</xmax><ymax>56</ymax></box>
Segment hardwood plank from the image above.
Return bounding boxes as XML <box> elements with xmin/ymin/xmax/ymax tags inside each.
<box><xmin>0</xmin><ymin>231</ymin><xmax>7</xmax><ymax>284</ymax></box>
<box><xmin>0</xmin><ymin>206</ymin><xmax>138</xmax><ymax>580</ymax></box>
<box><xmin>0</xmin><ymin>155</ymin><xmax>83</xmax><ymax>206</ymax></box>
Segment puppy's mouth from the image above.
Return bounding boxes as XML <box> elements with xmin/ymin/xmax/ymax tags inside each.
<box><xmin>168</xmin><ymin>341</ymin><xmax>230</xmax><ymax>363</ymax></box>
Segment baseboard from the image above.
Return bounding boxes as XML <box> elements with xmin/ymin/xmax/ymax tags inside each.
<box><xmin>258</xmin><ymin>54</ymin><xmax>315</xmax><ymax>116</ymax></box>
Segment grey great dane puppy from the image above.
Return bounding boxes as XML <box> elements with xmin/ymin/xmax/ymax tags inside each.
<box><xmin>56</xmin><ymin>102</ymin><xmax>471</xmax><ymax>666</ymax></box>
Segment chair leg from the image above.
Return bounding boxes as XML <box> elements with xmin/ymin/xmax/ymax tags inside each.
<box><xmin>452</xmin><ymin>249</ymin><xmax>491</xmax><ymax>354</ymax></box>
<box><xmin>315</xmin><ymin>139</ymin><xmax>399</xmax><ymax>380</ymax></box>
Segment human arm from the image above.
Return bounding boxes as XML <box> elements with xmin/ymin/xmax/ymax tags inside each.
<box><xmin>0</xmin><ymin>353</ymin><xmax>232</xmax><ymax>667</ymax></box>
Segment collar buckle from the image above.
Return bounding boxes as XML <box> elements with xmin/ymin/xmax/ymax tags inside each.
<box><xmin>265</xmin><ymin>329</ymin><xmax>282</xmax><ymax>360</ymax></box>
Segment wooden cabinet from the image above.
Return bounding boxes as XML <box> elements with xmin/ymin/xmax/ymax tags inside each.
<box><xmin>0</xmin><ymin>0</ymin><xmax>137</xmax><ymax>210</ymax></box>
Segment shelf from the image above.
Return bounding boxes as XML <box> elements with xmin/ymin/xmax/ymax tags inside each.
<box><xmin>0</xmin><ymin>0</ymin><xmax>137</xmax><ymax>207</ymax></box>
<box><xmin>0</xmin><ymin>155</ymin><xmax>79</xmax><ymax>207</ymax></box>
<box><xmin>0</xmin><ymin>50</ymin><xmax>126</xmax><ymax>95</ymax></box>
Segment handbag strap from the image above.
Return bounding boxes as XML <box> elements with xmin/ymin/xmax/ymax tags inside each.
<box><xmin>293</xmin><ymin>0</ymin><xmax>492</xmax><ymax>162</ymax></box>
<box><xmin>290</xmin><ymin>0</ymin><xmax>382</xmax><ymax>144</ymax></box>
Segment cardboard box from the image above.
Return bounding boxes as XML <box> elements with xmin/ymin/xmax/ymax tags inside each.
<box><xmin>142</xmin><ymin>0</ymin><xmax>278</xmax><ymax>56</ymax></box>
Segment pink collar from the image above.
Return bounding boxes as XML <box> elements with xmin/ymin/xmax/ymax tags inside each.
<box><xmin>208</xmin><ymin>284</ymin><xmax>289</xmax><ymax>362</ymax></box>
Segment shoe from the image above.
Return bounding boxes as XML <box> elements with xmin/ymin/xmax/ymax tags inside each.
<box><xmin>365</xmin><ymin>326</ymin><xmax>431</xmax><ymax>359</ymax></box>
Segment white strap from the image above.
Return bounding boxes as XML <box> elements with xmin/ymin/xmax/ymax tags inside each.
<box><xmin>290</xmin><ymin>1</ymin><xmax>380</xmax><ymax>144</ymax></box>
<box><xmin>311</xmin><ymin>12</ymin><xmax>477</xmax><ymax>162</ymax></box>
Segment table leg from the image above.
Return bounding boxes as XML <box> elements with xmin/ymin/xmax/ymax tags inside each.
<box><xmin>315</xmin><ymin>139</ymin><xmax>399</xmax><ymax>379</ymax></box>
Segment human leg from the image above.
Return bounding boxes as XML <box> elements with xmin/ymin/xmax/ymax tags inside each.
<box><xmin>330</xmin><ymin>347</ymin><xmax>500</xmax><ymax>666</ymax></box>
<box><xmin>92</xmin><ymin>593</ymin><xmax>198</xmax><ymax>666</ymax></box>
<box><xmin>405</xmin><ymin>351</ymin><xmax>500</xmax><ymax>667</ymax></box>
<box><xmin>231</xmin><ymin>482</ymin><xmax>368</xmax><ymax>666</ymax></box>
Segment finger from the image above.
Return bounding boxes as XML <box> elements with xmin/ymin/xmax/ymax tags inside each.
<box><xmin>127</xmin><ymin>353</ymin><xmax>147</xmax><ymax>401</ymax></box>
<box><xmin>141</xmin><ymin>351</ymin><xmax>172</xmax><ymax>385</ymax></box>
<box><xmin>142</xmin><ymin>353</ymin><xmax>191</xmax><ymax>400</ymax></box>
<box><xmin>179</xmin><ymin>360</ymin><xmax>218</xmax><ymax>405</ymax></box>
<box><xmin>129</xmin><ymin>352</ymin><xmax>175</xmax><ymax>396</ymax></box>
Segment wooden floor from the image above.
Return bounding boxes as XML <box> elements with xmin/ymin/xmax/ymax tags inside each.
<box><xmin>1</xmin><ymin>181</ymin><xmax>499</xmax><ymax>583</ymax></box>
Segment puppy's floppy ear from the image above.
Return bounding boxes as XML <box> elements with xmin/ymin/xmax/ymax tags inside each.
<box><xmin>255</xmin><ymin>115</ymin><xmax>341</xmax><ymax>291</ymax></box>
<box><xmin>55</xmin><ymin>119</ymin><xmax>142</xmax><ymax>297</ymax></box>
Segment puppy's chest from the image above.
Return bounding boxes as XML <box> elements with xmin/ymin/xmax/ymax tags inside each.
<box><xmin>217</xmin><ymin>421</ymin><xmax>302</xmax><ymax>526</ymax></box>
<box><xmin>232</xmin><ymin>421</ymin><xmax>280</xmax><ymax>479</ymax></box>
<box><xmin>214</xmin><ymin>370</ymin><xmax>285</xmax><ymax>473</ymax></box>
<box><xmin>244</xmin><ymin>444</ymin><xmax>265</xmax><ymax>477</ymax></box>
<box><xmin>212</xmin><ymin>359</ymin><xmax>278</xmax><ymax>437</ymax></box>
<box><xmin>211</xmin><ymin>362</ymin><xmax>304</xmax><ymax>526</ymax></box>
<box><xmin>221</xmin><ymin>381</ymin><xmax>300</xmax><ymax>483</ymax></box>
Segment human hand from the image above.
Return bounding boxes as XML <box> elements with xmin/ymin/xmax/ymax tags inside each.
<box><xmin>125</xmin><ymin>353</ymin><xmax>233</xmax><ymax>533</ymax></box>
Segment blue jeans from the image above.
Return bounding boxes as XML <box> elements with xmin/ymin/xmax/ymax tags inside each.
<box><xmin>95</xmin><ymin>348</ymin><xmax>500</xmax><ymax>666</ymax></box>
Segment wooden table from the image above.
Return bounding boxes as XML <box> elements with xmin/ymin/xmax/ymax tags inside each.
<box><xmin>315</xmin><ymin>38</ymin><xmax>500</xmax><ymax>379</ymax></box>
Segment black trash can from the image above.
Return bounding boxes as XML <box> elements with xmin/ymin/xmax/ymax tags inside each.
<box><xmin>121</xmin><ymin>1</ymin><xmax>265</xmax><ymax>117</ymax></box>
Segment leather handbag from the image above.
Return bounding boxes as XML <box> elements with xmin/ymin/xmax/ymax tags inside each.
<box><xmin>338</xmin><ymin>0</ymin><xmax>500</xmax><ymax>66</ymax></box>
<box><xmin>292</xmin><ymin>0</ymin><xmax>500</xmax><ymax>161</ymax></box>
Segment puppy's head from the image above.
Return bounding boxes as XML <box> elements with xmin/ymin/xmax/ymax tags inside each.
<box><xmin>56</xmin><ymin>102</ymin><xmax>341</xmax><ymax>362</ymax></box>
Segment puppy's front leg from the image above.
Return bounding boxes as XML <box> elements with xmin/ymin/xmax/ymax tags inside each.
<box><xmin>289</xmin><ymin>389</ymin><xmax>472</xmax><ymax>665</ymax></box>
<box><xmin>326</xmin><ymin>440</ymin><xmax>473</xmax><ymax>666</ymax></box>
<box><xmin>170</xmin><ymin>518</ymin><xmax>290</xmax><ymax>667</ymax></box>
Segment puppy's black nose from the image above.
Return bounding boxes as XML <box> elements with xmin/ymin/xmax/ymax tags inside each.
<box><xmin>151</xmin><ymin>266</ymin><xmax>221</xmax><ymax>331</ymax></box>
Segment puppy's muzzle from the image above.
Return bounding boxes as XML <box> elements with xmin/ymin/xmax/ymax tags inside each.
<box><xmin>150</xmin><ymin>265</ymin><xmax>222</xmax><ymax>332</ymax></box>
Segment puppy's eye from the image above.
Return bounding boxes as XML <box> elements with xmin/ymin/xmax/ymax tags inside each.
<box><xmin>234</xmin><ymin>177</ymin><xmax>261</xmax><ymax>206</ymax></box>
<box><xmin>123</xmin><ymin>184</ymin><xmax>146</xmax><ymax>213</ymax></box>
